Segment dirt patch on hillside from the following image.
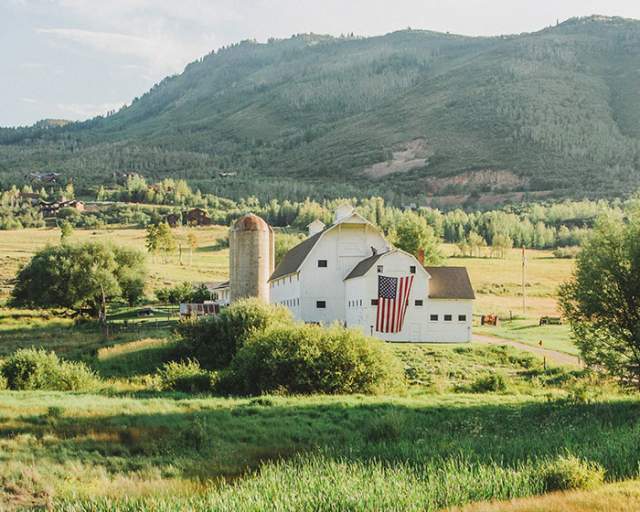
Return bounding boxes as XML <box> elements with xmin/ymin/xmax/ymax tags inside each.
<box><xmin>423</xmin><ymin>169</ymin><xmax>528</xmax><ymax>194</ymax></box>
<box><xmin>362</xmin><ymin>138</ymin><xmax>432</xmax><ymax>179</ymax></box>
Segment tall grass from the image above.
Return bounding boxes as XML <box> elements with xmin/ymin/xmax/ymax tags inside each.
<box><xmin>54</xmin><ymin>453</ymin><xmax>609</xmax><ymax>511</ymax></box>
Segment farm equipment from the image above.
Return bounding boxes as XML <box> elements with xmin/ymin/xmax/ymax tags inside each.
<box><xmin>539</xmin><ymin>316</ymin><xmax>562</xmax><ymax>326</ymax></box>
<box><xmin>481</xmin><ymin>314</ymin><xmax>500</xmax><ymax>326</ymax></box>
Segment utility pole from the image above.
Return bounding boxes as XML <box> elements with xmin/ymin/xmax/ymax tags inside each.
<box><xmin>522</xmin><ymin>244</ymin><xmax>527</xmax><ymax>315</ymax></box>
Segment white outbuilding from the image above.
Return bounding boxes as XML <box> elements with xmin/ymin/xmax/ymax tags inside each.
<box><xmin>269</xmin><ymin>206</ymin><xmax>475</xmax><ymax>342</ymax></box>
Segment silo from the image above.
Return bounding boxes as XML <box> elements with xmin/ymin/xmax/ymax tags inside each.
<box><xmin>229</xmin><ymin>214</ymin><xmax>274</xmax><ymax>303</ymax></box>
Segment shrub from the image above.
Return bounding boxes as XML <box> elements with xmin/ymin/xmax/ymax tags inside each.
<box><xmin>469</xmin><ymin>372</ymin><xmax>508</xmax><ymax>393</ymax></box>
<box><xmin>553</xmin><ymin>247</ymin><xmax>580</xmax><ymax>259</ymax></box>
<box><xmin>177</xmin><ymin>298</ymin><xmax>292</xmax><ymax>369</ymax></box>
<box><xmin>156</xmin><ymin>360</ymin><xmax>212</xmax><ymax>393</ymax></box>
<box><xmin>1</xmin><ymin>348</ymin><xmax>98</xmax><ymax>391</ymax></box>
<box><xmin>217</xmin><ymin>323</ymin><xmax>404</xmax><ymax>395</ymax></box>
<box><xmin>540</xmin><ymin>455</ymin><xmax>605</xmax><ymax>491</ymax></box>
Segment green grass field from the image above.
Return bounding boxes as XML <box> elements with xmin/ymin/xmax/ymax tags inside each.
<box><xmin>2</xmin><ymin>226</ymin><xmax>623</xmax><ymax>510</ymax></box>
<box><xmin>1</xmin><ymin>390</ymin><xmax>638</xmax><ymax>510</ymax></box>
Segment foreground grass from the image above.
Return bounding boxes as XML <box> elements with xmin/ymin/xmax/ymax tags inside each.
<box><xmin>0</xmin><ymin>392</ymin><xmax>638</xmax><ymax>510</ymax></box>
<box><xmin>455</xmin><ymin>479</ymin><xmax>640</xmax><ymax>512</ymax></box>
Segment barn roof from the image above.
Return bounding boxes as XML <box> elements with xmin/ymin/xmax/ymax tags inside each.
<box><xmin>424</xmin><ymin>267</ymin><xmax>475</xmax><ymax>300</ymax></box>
<box><xmin>343</xmin><ymin>252</ymin><xmax>386</xmax><ymax>280</ymax></box>
<box><xmin>205</xmin><ymin>281</ymin><xmax>230</xmax><ymax>291</ymax></box>
<box><xmin>269</xmin><ymin>211</ymin><xmax>384</xmax><ymax>282</ymax></box>
<box><xmin>269</xmin><ymin>230</ymin><xmax>324</xmax><ymax>281</ymax></box>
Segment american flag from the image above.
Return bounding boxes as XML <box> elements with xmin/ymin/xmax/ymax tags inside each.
<box><xmin>376</xmin><ymin>275</ymin><xmax>414</xmax><ymax>333</ymax></box>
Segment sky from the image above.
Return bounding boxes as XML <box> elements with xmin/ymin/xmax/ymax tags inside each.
<box><xmin>2</xmin><ymin>0</ymin><xmax>640</xmax><ymax>127</ymax></box>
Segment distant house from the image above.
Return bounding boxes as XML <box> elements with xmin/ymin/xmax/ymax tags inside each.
<box><xmin>39</xmin><ymin>199</ymin><xmax>85</xmax><ymax>217</ymax></box>
<box><xmin>165</xmin><ymin>213</ymin><xmax>181</xmax><ymax>227</ymax></box>
<box><xmin>186</xmin><ymin>208</ymin><xmax>211</xmax><ymax>226</ymax></box>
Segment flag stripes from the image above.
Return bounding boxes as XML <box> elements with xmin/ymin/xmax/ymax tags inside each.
<box><xmin>376</xmin><ymin>275</ymin><xmax>414</xmax><ymax>333</ymax></box>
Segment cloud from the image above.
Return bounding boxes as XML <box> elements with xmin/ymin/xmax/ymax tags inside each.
<box><xmin>37</xmin><ymin>28</ymin><xmax>198</xmax><ymax>75</ymax></box>
<box><xmin>21</xmin><ymin>97</ymin><xmax>38</xmax><ymax>104</ymax></box>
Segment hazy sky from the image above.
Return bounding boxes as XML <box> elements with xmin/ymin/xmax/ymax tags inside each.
<box><xmin>2</xmin><ymin>0</ymin><xmax>640</xmax><ymax>127</ymax></box>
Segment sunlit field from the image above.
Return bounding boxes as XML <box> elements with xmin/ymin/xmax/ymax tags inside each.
<box><xmin>1</xmin><ymin>229</ymin><xmax>571</xmax><ymax>314</ymax></box>
<box><xmin>0</xmin><ymin>226</ymin><xmax>229</xmax><ymax>300</ymax></box>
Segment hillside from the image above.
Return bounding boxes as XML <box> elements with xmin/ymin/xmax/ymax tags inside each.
<box><xmin>2</xmin><ymin>15</ymin><xmax>640</xmax><ymax>203</ymax></box>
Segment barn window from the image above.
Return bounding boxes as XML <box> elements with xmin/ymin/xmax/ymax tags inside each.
<box><xmin>371</xmin><ymin>299</ymin><xmax>379</xmax><ymax>306</ymax></box>
<box><xmin>444</xmin><ymin>314</ymin><xmax>452</xmax><ymax>321</ymax></box>
<box><xmin>318</xmin><ymin>260</ymin><xmax>328</xmax><ymax>268</ymax></box>
<box><xmin>458</xmin><ymin>314</ymin><xmax>467</xmax><ymax>321</ymax></box>
<box><xmin>316</xmin><ymin>301</ymin><xmax>326</xmax><ymax>309</ymax></box>
<box><xmin>410</xmin><ymin>266</ymin><xmax>416</xmax><ymax>274</ymax></box>
<box><xmin>429</xmin><ymin>314</ymin><xmax>438</xmax><ymax>321</ymax></box>
<box><xmin>377</xmin><ymin>265</ymin><xmax>383</xmax><ymax>273</ymax></box>
<box><xmin>415</xmin><ymin>300</ymin><xmax>423</xmax><ymax>306</ymax></box>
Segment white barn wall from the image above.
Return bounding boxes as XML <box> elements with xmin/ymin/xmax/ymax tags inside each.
<box><xmin>270</xmin><ymin>273</ymin><xmax>302</xmax><ymax>320</ymax></box>
<box><xmin>423</xmin><ymin>299</ymin><xmax>473</xmax><ymax>343</ymax></box>
<box><xmin>288</xmin><ymin>221</ymin><xmax>387</xmax><ymax>324</ymax></box>
<box><xmin>345</xmin><ymin>252</ymin><xmax>473</xmax><ymax>342</ymax></box>
<box><xmin>268</xmin><ymin>208</ymin><xmax>474</xmax><ymax>343</ymax></box>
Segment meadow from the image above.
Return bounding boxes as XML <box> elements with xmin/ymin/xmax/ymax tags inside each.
<box><xmin>2</xmin><ymin>225</ymin><xmax>628</xmax><ymax>511</ymax></box>
<box><xmin>0</xmin><ymin>226</ymin><xmax>571</xmax><ymax>316</ymax></box>
<box><xmin>0</xmin><ymin>226</ymin><xmax>229</xmax><ymax>300</ymax></box>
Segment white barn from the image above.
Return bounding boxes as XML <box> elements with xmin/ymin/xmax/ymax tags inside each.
<box><xmin>269</xmin><ymin>205</ymin><xmax>475</xmax><ymax>342</ymax></box>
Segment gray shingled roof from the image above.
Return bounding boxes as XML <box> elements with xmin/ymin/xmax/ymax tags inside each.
<box><xmin>344</xmin><ymin>252</ymin><xmax>386</xmax><ymax>280</ymax></box>
<box><xmin>206</xmin><ymin>281</ymin><xmax>229</xmax><ymax>291</ymax></box>
<box><xmin>424</xmin><ymin>267</ymin><xmax>475</xmax><ymax>300</ymax></box>
<box><xmin>269</xmin><ymin>231</ymin><xmax>324</xmax><ymax>281</ymax></box>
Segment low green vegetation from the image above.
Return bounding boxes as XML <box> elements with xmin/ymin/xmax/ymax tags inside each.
<box><xmin>177</xmin><ymin>298</ymin><xmax>294</xmax><ymax>369</ymax></box>
<box><xmin>218</xmin><ymin>323</ymin><xmax>403</xmax><ymax>395</ymax></box>
<box><xmin>0</xmin><ymin>348</ymin><xmax>98</xmax><ymax>391</ymax></box>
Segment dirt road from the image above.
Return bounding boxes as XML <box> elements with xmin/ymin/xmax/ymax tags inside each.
<box><xmin>473</xmin><ymin>333</ymin><xmax>582</xmax><ymax>367</ymax></box>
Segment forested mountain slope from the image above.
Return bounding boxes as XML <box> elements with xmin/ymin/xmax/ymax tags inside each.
<box><xmin>2</xmin><ymin>15</ymin><xmax>640</xmax><ymax>203</ymax></box>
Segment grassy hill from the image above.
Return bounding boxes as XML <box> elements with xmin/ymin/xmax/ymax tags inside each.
<box><xmin>2</xmin><ymin>15</ymin><xmax>640</xmax><ymax>203</ymax></box>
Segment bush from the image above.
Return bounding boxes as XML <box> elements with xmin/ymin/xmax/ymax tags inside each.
<box><xmin>553</xmin><ymin>247</ymin><xmax>580</xmax><ymax>259</ymax></box>
<box><xmin>156</xmin><ymin>360</ymin><xmax>213</xmax><ymax>393</ymax></box>
<box><xmin>540</xmin><ymin>455</ymin><xmax>605</xmax><ymax>491</ymax></box>
<box><xmin>217</xmin><ymin>323</ymin><xmax>404</xmax><ymax>395</ymax></box>
<box><xmin>177</xmin><ymin>298</ymin><xmax>292</xmax><ymax>369</ymax></box>
<box><xmin>1</xmin><ymin>348</ymin><xmax>98</xmax><ymax>391</ymax></box>
<box><xmin>469</xmin><ymin>372</ymin><xmax>508</xmax><ymax>393</ymax></box>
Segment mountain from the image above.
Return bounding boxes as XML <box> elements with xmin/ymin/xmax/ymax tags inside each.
<box><xmin>2</xmin><ymin>15</ymin><xmax>640</xmax><ymax>204</ymax></box>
